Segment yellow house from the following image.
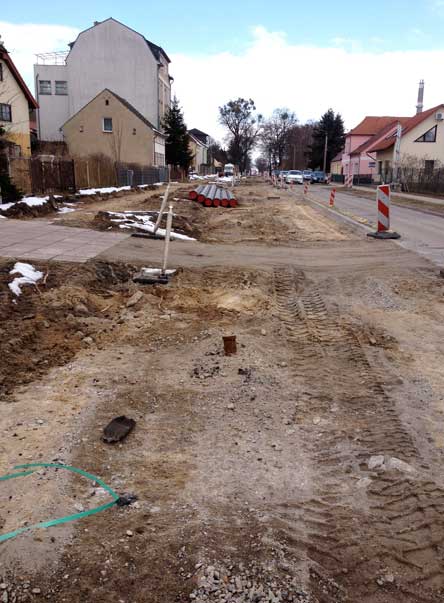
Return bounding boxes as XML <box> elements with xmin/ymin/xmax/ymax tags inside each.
<box><xmin>0</xmin><ymin>41</ymin><xmax>38</xmax><ymax>157</ymax></box>
<box><xmin>369</xmin><ymin>104</ymin><xmax>444</xmax><ymax>174</ymax></box>
<box><xmin>62</xmin><ymin>89</ymin><xmax>166</xmax><ymax>166</ymax></box>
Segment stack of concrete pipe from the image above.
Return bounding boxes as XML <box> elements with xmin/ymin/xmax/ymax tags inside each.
<box><xmin>188</xmin><ymin>185</ymin><xmax>238</xmax><ymax>208</ymax></box>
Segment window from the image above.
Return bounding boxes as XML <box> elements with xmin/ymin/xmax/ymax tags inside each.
<box><xmin>105</xmin><ymin>99</ymin><xmax>109</xmax><ymax>106</ymax></box>
<box><xmin>424</xmin><ymin>160</ymin><xmax>435</xmax><ymax>174</ymax></box>
<box><xmin>132</xmin><ymin>128</ymin><xmax>137</xmax><ymax>135</ymax></box>
<box><xmin>0</xmin><ymin>103</ymin><xmax>12</xmax><ymax>122</ymax></box>
<box><xmin>39</xmin><ymin>80</ymin><xmax>51</xmax><ymax>95</ymax></box>
<box><xmin>103</xmin><ymin>117</ymin><xmax>113</xmax><ymax>132</ymax></box>
<box><xmin>0</xmin><ymin>63</ymin><xmax>3</xmax><ymax>82</ymax></box>
<box><xmin>55</xmin><ymin>80</ymin><xmax>68</xmax><ymax>95</ymax></box>
<box><xmin>415</xmin><ymin>125</ymin><xmax>437</xmax><ymax>143</ymax></box>
<box><xmin>154</xmin><ymin>152</ymin><xmax>165</xmax><ymax>167</ymax></box>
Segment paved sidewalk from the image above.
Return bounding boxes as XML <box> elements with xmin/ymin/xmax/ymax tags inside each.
<box><xmin>0</xmin><ymin>219</ymin><xmax>130</xmax><ymax>262</ymax></box>
<box><xmin>337</xmin><ymin>184</ymin><xmax>444</xmax><ymax>206</ymax></box>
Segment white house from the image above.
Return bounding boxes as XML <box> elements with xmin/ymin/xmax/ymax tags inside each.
<box><xmin>34</xmin><ymin>18</ymin><xmax>172</xmax><ymax>141</ymax></box>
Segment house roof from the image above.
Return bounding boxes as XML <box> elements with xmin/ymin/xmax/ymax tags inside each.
<box><xmin>368</xmin><ymin>105</ymin><xmax>444</xmax><ymax>152</ymax></box>
<box><xmin>0</xmin><ymin>44</ymin><xmax>38</xmax><ymax>109</ymax></box>
<box><xmin>67</xmin><ymin>18</ymin><xmax>170</xmax><ymax>64</ymax></box>
<box><xmin>189</xmin><ymin>128</ymin><xmax>210</xmax><ymax>145</ymax></box>
<box><xmin>350</xmin><ymin>118</ymin><xmax>407</xmax><ymax>156</ymax></box>
<box><xmin>188</xmin><ymin>132</ymin><xmax>208</xmax><ymax>148</ymax></box>
<box><xmin>61</xmin><ymin>88</ymin><xmax>165</xmax><ymax>135</ymax></box>
<box><xmin>331</xmin><ymin>151</ymin><xmax>343</xmax><ymax>163</ymax></box>
<box><xmin>348</xmin><ymin>116</ymin><xmax>408</xmax><ymax>137</ymax></box>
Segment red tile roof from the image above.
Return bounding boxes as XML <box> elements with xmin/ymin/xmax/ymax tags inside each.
<box><xmin>348</xmin><ymin>116</ymin><xmax>408</xmax><ymax>137</ymax></box>
<box><xmin>351</xmin><ymin>118</ymin><xmax>411</xmax><ymax>156</ymax></box>
<box><xmin>0</xmin><ymin>44</ymin><xmax>38</xmax><ymax>109</ymax></box>
<box><xmin>368</xmin><ymin>105</ymin><xmax>444</xmax><ymax>152</ymax></box>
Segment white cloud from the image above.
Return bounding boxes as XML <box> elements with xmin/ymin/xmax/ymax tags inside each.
<box><xmin>171</xmin><ymin>26</ymin><xmax>444</xmax><ymax>143</ymax></box>
<box><xmin>2</xmin><ymin>21</ymin><xmax>443</xmax><ymax>147</ymax></box>
<box><xmin>0</xmin><ymin>21</ymin><xmax>79</xmax><ymax>93</ymax></box>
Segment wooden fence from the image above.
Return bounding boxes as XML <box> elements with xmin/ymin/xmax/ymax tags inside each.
<box><xmin>6</xmin><ymin>154</ymin><xmax>169</xmax><ymax>195</ymax></box>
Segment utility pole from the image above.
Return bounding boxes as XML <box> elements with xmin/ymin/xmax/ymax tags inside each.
<box><xmin>392</xmin><ymin>121</ymin><xmax>402</xmax><ymax>187</ymax></box>
<box><xmin>323</xmin><ymin>134</ymin><xmax>328</xmax><ymax>173</ymax></box>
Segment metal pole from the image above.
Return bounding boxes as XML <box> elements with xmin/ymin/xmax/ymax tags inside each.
<box><xmin>161</xmin><ymin>204</ymin><xmax>173</xmax><ymax>276</ymax></box>
<box><xmin>323</xmin><ymin>134</ymin><xmax>328</xmax><ymax>174</ymax></box>
<box><xmin>153</xmin><ymin>183</ymin><xmax>170</xmax><ymax>234</ymax></box>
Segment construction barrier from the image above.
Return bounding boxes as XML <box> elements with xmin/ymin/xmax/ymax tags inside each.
<box><xmin>303</xmin><ymin>182</ymin><xmax>310</xmax><ymax>195</ymax></box>
<box><xmin>329</xmin><ymin>188</ymin><xmax>336</xmax><ymax>207</ymax></box>
<box><xmin>345</xmin><ymin>174</ymin><xmax>353</xmax><ymax>188</ymax></box>
<box><xmin>367</xmin><ymin>184</ymin><xmax>400</xmax><ymax>239</ymax></box>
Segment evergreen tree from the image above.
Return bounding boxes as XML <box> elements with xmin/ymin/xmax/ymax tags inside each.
<box><xmin>308</xmin><ymin>109</ymin><xmax>345</xmax><ymax>171</ymax></box>
<box><xmin>162</xmin><ymin>98</ymin><xmax>193</xmax><ymax>171</ymax></box>
<box><xmin>0</xmin><ymin>125</ymin><xmax>23</xmax><ymax>203</ymax></box>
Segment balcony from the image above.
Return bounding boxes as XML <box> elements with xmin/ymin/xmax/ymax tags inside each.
<box><xmin>35</xmin><ymin>51</ymin><xmax>68</xmax><ymax>66</ymax></box>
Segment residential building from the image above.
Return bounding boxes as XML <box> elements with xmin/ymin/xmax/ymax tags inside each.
<box><xmin>368</xmin><ymin>104</ymin><xmax>444</xmax><ymax>176</ymax></box>
<box><xmin>34</xmin><ymin>18</ymin><xmax>172</xmax><ymax>142</ymax></box>
<box><xmin>330</xmin><ymin>152</ymin><xmax>343</xmax><ymax>175</ymax></box>
<box><xmin>61</xmin><ymin>89</ymin><xmax>165</xmax><ymax>166</ymax></box>
<box><xmin>0</xmin><ymin>41</ymin><xmax>38</xmax><ymax>156</ymax></box>
<box><xmin>341</xmin><ymin>116</ymin><xmax>408</xmax><ymax>177</ymax></box>
<box><xmin>188</xmin><ymin>130</ymin><xmax>209</xmax><ymax>172</ymax></box>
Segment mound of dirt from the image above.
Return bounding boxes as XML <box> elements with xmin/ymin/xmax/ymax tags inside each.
<box><xmin>0</xmin><ymin>260</ymin><xmax>137</xmax><ymax>399</ymax></box>
<box><xmin>0</xmin><ymin>197</ymin><xmax>60</xmax><ymax>219</ymax></box>
<box><xmin>93</xmin><ymin>210</ymin><xmax>200</xmax><ymax>239</ymax></box>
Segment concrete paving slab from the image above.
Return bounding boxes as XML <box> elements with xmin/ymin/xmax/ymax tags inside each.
<box><xmin>0</xmin><ymin>219</ymin><xmax>130</xmax><ymax>263</ymax></box>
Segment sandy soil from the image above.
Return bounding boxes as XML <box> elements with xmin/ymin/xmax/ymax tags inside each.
<box><xmin>1</xmin><ymin>180</ymin><xmax>444</xmax><ymax>602</ymax></box>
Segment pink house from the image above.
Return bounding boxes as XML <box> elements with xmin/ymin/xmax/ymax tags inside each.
<box><xmin>342</xmin><ymin>116</ymin><xmax>408</xmax><ymax>177</ymax></box>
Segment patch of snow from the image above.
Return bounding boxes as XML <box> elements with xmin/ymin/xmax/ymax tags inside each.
<box><xmin>58</xmin><ymin>207</ymin><xmax>76</xmax><ymax>214</ymax></box>
<box><xmin>21</xmin><ymin>196</ymin><xmax>50</xmax><ymax>207</ymax></box>
<box><xmin>0</xmin><ymin>196</ymin><xmax>51</xmax><ymax>210</ymax></box>
<box><xmin>107</xmin><ymin>210</ymin><xmax>195</xmax><ymax>241</ymax></box>
<box><xmin>78</xmin><ymin>186</ymin><xmax>131</xmax><ymax>196</ymax></box>
<box><xmin>9</xmin><ymin>262</ymin><xmax>43</xmax><ymax>296</ymax></box>
<box><xmin>141</xmin><ymin>268</ymin><xmax>176</xmax><ymax>276</ymax></box>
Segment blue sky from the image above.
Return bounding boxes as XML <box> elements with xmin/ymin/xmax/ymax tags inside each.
<box><xmin>2</xmin><ymin>1</ymin><xmax>444</xmax><ymax>140</ymax></box>
<box><xmin>3</xmin><ymin>0</ymin><xmax>444</xmax><ymax>55</ymax></box>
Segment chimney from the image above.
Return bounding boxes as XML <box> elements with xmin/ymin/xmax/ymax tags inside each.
<box><xmin>416</xmin><ymin>79</ymin><xmax>424</xmax><ymax>114</ymax></box>
<box><xmin>93</xmin><ymin>21</ymin><xmax>100</xmax><ymax>26</ymax></box>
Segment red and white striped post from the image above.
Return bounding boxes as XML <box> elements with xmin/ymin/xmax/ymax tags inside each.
<box><xmin>367</xmin><ymin>184</ymin><xmax>400</xmax><ymax>239</ymax></box>
<box><xmin>329</xmin><ymin>188</ymin><xmax>336</xmax><ymax>207</ymax></box>
<box><xmin>303</xmin><ymin>182</ymin><xmax>309</xmax><ymax>195</ymax></box>
<box><xmin>345</xmin><ymin>173</ymin><xmax>353</xmax><ymax>188</ymax></box>
<box><xmin>326</xmin><ymin>174</ymin><xmax>332</xmax><ymax>185</ymax></box>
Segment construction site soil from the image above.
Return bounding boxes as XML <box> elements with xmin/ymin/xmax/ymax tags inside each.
<box><xmin>1</xmin><ymin>181</ymin><xmax>444</xmax><ymax>602</ymax></box>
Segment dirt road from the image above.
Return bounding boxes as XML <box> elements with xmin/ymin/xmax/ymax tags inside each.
<box><xmin>1</xmin><ymin>181</ymin><xmax>444</xmax><ymax>602</ymax></box>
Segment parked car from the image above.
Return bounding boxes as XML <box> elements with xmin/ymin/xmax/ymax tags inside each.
<box><xmin>302</xmin><ymin>170</ymin><xmax>313</xmax><ymax>181</ymax></box>
<box><xmin>310</xmin><ymin>170</ymin><xmax>327</xmax><ymax>183</ymax></box>
<box><xmin>285</xmin><ymin>170</ymin><xmax>304</xmax><ymax>185</ymax></box>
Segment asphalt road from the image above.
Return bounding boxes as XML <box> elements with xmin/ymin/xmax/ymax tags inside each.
<box><xmin>308</xmin><ymin>185</ymin><xmax>444</xmax><ymax>268</ymax></box>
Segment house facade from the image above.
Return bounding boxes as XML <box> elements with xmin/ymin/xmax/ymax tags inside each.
<box><xmin>188</xmin><ymin>130</ymin><xmax>209</xmax><ymax>173</ymax></box>
<box><xmin>62</xmin><ymin>89</ymin><xmax>165</xmax><ymax>166</ymax></box>
<box><xmin>34</xmin><ymin>18</ymin><xmax>172</xmax><ymax>142</ymax></box>
<box><xmin>341</xmin><ymin>116</ymin><xmax>407</xmax><ymax>177</ymax></box>
<box><xmin>369</xmin><ymin>105</ymin><xmax>444</xmax><ymax>175</ymax></box>
<box><xmin>0</xmin><ymin>42</ymin><xmax>38</xmax><ymax>157</ymax></box>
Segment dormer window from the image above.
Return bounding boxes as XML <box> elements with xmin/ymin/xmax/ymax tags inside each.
<box><xmin>415</xmin><ymin>125</ymin><xmax>437</xmax><ymax>143</ymax></box>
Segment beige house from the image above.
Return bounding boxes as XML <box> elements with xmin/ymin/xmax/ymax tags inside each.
<box><xmin>0</xmin><ymin>41</ymin><xmax>38</xmax><ymax>157</ymax></box>
<box><xmin>369</xmin><ymin>104</ymin><xmax>444</xmax><ymax>174</ymax></box>
<box><xmin>188</xmin><ymin>130</ymin><xmax>208</xmax><ymax>173</ymax></box>
<box><xmin>62</xmin><ymin>89</ymin><xmax>166</xmax><ymax>166</ymax></box>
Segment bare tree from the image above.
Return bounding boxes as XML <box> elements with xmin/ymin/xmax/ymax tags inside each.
<box><xmin>219</xmin><ymin>98</ymin><xmax>261</xmax><ymax>173</ymax></box>
<box><xmin>259</xmin><ymin>108</ymin><xmax>298</xmax><ymax>171</ymax></box>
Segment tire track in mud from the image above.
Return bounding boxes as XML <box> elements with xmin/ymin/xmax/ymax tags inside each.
<box><xmin>271</xmin><ymin>267</ymin><xmax>444</xmax><ymax>602</ymax></box>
